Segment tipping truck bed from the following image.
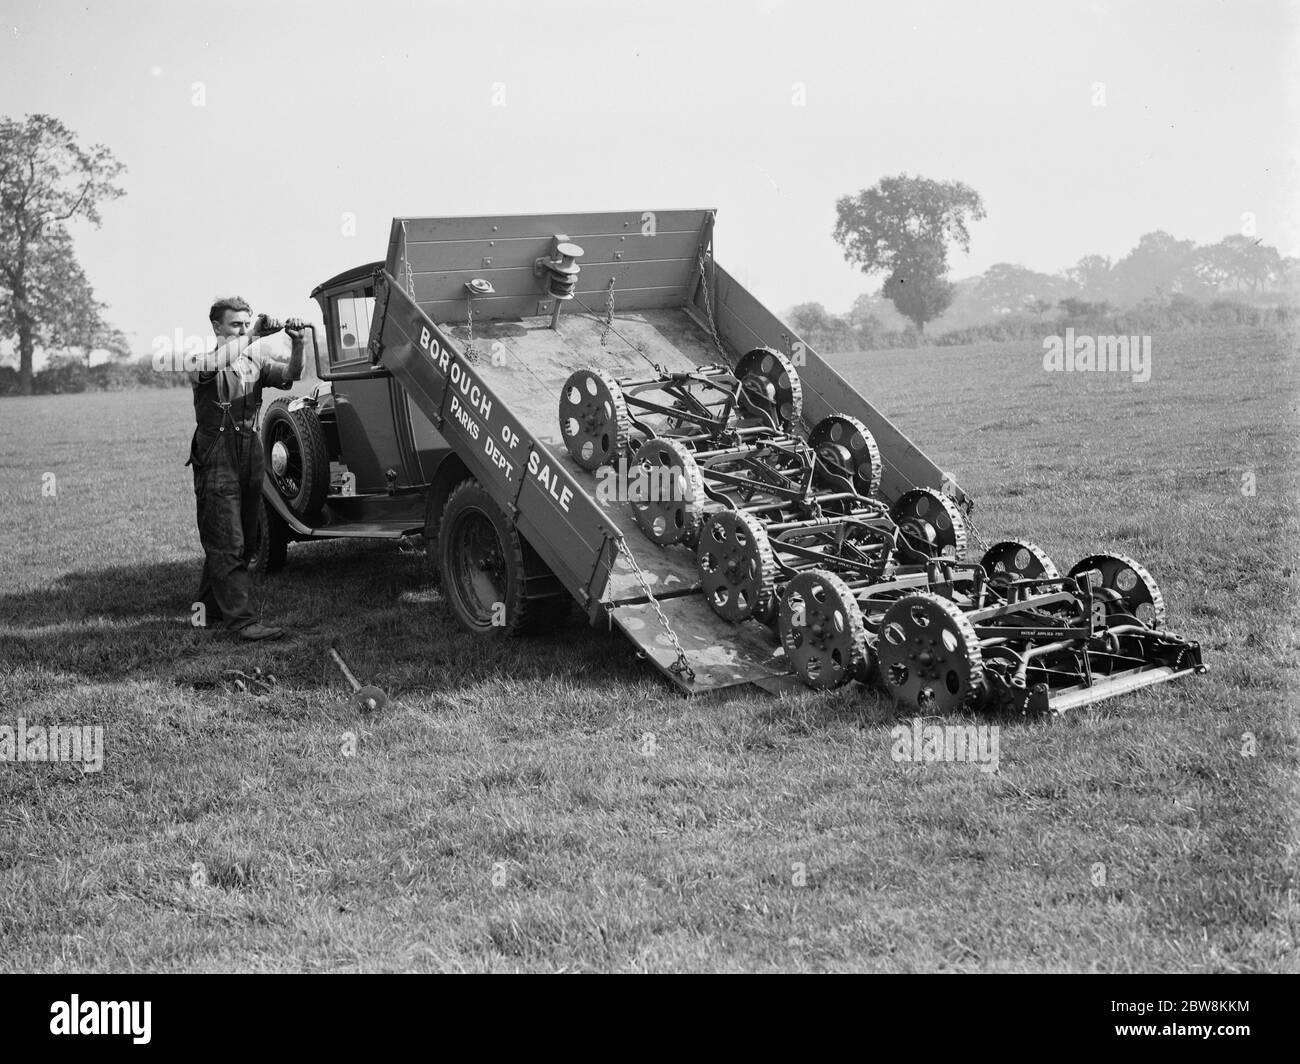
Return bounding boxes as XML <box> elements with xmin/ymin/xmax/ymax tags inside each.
<box><xmin>364</xmin><ymin>210</ymin><xmax>960</xmax><ymax>694</ymax></box>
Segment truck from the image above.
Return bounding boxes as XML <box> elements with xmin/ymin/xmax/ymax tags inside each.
<box><xmin>251</xmin><ymin>209</ymin><xmax>1204</xmax><ymax>713</ymax></box>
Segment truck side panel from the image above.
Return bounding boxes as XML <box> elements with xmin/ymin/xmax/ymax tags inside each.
<box><xmin>371</xmin><ymin>270</ymin><xmax>615</xmax><ymax>609</ymax></box>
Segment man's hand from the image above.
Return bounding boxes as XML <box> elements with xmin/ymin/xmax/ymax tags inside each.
<box><xmin>283</xmin><ymin>318</ymin><xmax>308</xmax><ymax>381</ymax></box>
<box><xmin>253</xmin><ymin>314</ymin><xmax>284</xmax><ymax>338</ymax></box>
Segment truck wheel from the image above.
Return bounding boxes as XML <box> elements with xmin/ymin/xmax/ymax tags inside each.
<box><xmin>250</xmin><ymin>496</ymin><xmax>288</xmax><ymax>574</ymax></box>
<box><xmin>422</xmin><ymin>487</ymin><xmax>444</xmax><ymax>586</ymax></box>
<box><xmin>263</xmin><ymin>398</ymin><xmax>329</xmax><ymax>522</ymax></box>
<box><xmin>438</xmin><ymin>479</ymin><xmax>569</xmax><ymax>635</ymax></box>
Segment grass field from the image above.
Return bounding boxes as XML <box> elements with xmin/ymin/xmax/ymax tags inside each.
<box><xmin>1</xmin><ymin>325</ymin><xmax>1296</xmax><ymax>972</ymax></box>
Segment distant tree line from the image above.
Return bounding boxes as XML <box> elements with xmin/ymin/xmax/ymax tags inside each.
<box><xmin>789</xmin><ymin>229</ymin><xmax>1297</xmax><ymax>354</ymax></box>
<box><xmin>0</xmin><ymin>357</ymin><xmax>190</xmax><ymax>396</ymax></box>
<box><xmin>817</xmin><ymin>172</ymin><xmax>1295</xmax><ymax>351</ymax></box>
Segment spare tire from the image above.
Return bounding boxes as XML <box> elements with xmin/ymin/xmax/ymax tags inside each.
<box><xmin>262</xmin><ymin>398</ymin><xmax>329</xmax><ymax>523</ymax></box>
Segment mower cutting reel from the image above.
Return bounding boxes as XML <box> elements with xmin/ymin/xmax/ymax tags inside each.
<box><xmin>766</xmin><ymin>527</ymin><xmax>1204</xmax><ymax>716</ymax></box>
<box><xmin>735</xmin><ymin>347</ymin><xmax>803</xmax><ymax>432</ymax></box>
<box><xmin>679</xmin><ymin>434</ymin><xmax>902</xmax><ymax>623</ymax></box>
<box><xmin>559</xmin><ymin>347</ymin><xmax>806</xmax><ymax>475</ymax></box>
<box><xmin>809</xmin><ymin>413</ymin><xmax>883</xmax><ymax>498</ymax></box>
<box><xmin>627</xmin><ymin>424</ymin><xmax>846</xmax><ymax>548</ymax></box>
<box><xmin>1068</xmin><ymin>553</ymin><xmax>1166</xmax><ymax>627</ymax></box>
<box><xmin>892</xmin><ymin>487</ymin><xmax>968</xmax><ymax>563</ymax></box>
<box><xmin>981</xmin><ymin>540</ymin><xmax>1060</xmax><ymax>585</ymax></box>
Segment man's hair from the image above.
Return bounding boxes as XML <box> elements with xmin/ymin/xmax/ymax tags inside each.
<box><xmin>209</xmin><ymin>295</ymin><xmax>252</xmax><ymax>323</ymax></box>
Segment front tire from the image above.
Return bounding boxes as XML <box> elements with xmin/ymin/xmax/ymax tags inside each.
<box><xmin>438</xmin><ymin>479</ymin><xmax>569</xmax><ymax>635</ymax></box>
<box><xmin>249</xmin><ymin>496</ymin><xmax>288</xmax><ymax>574</ymax></box>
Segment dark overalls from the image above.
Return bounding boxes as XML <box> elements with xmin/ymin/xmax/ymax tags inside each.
<box><xmin>187</xmin><ymin>352</ymin><xmax>291</xmax><ymax>630</ymax></box>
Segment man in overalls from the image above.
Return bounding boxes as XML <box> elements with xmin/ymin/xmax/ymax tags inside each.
<box><xmin>187</xmin><ymin>297</ymin><xmax>305</xmax><ymax>639</ymax></box>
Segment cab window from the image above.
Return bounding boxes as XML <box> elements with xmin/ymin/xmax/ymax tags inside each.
<box><xmin>332</xmin><ymin>289</ymin><xmax>376</xmax><ymax>367</ymax></box>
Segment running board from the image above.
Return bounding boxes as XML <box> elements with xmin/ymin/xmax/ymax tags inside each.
<box><xmin>262</xmin><ymin>484</ymin><xmax>421</xmax><ymax>539</ymax></box>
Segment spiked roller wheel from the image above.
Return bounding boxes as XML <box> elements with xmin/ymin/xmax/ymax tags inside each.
<box><xmin>628</xmin><ymin>438</ymin><xmax>706</xmax><ymax>547</ymax></box>
<box><xmin>809</xmin><ymin>413</ymin><xmax>883</xmax><ymax>498</ymax></box>
<box><xmin>735</xmin><ymin>347</ymin><xmax>803</xmax><ymax>431</ymax></box>
<box><xmin>559</xmin><ymin>368</ymin><xmax>630</xmax><ymax>470</ymax></box>
<box><xmin>778</xmin><ymin>569</ymin><xmax>867</xmax><ymax>689</ymax></box>
<box><xmin>878</xmin><ymin>592</ymin><xmax>985</xmax><ymax>714</ymax></box>
<box><xmin>696</xmin><ymin>510</ymin><xmax>778</xmax><ymax>623</ymax></box>
<box><xmin>892</xmin><ymin>487</ymin><xmax>968</xmax><ymax>563</ymax></box>
<box><xmin>1068</xmin><ymin>553</ymin><xmax>1167</xmax><ymax>628</ymax></box>
<box><xmin>980</xmin><ymin>540</ymin><xmax>1060</xmax><ymax>599</ymax></box>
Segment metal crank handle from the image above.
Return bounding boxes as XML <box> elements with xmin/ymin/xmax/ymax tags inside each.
<box><xmin>328</xmin><ymin>646</ymin><xmax>389</xmax><ymax>713</ymax></box>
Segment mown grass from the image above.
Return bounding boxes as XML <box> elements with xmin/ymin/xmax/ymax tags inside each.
<box><xmin>0</xmin><ymin>324</ymin><xmax>1296</xmax><ymax>972</ymax></box>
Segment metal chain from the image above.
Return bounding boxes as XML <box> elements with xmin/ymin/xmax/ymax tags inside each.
<box><xmin>696</xmin><ymin>250</ymin><xmax>725</xmax><ymax>356</ymax></box>
<box><xmin>571</xmin><ymin>291</ymin><xmax>659</xmax><ymax>373</ymax></box>
<box><xmin>599</xmin><ymin>276</ymin><xmax>616</xmax><ymax>347</ymax></box>
<box><xmin>615</xmin><ymin>537</ymin><xmax>695</xmax><ymax>683</ymax></box>
<box><xmin>401</xmin><ymin>220</ymin><xmax>416</xmax><ymax>299</ymax></box>
<box><xmin>463</xmin><ymin>297</ymin><xmax>478</xmax><ymax>362</ymax></box>
<box><xmin>965</xmin><ymin>511</ymin><xmax>992</xmax><ymax>557</ymax></box>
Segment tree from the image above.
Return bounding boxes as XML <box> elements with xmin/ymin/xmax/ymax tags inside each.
<box><xmin>0</xmin><ymin>114</ymin><xmax>126</xmax><ymax>394</ymax></box>
<box><xmin>786</xmin><ymin>301</ymin><xmax>858</xmax><ymax>353</ymax></box>
<box><xmin>1189</xmin><ymin>241</ymin><xmax>1235</xmax><ymax>294</ymax></box>
<box><xmin>1205</xmin><ymin>234</ymin><xmax>1283</xmax><ymax>293</ymax></box>
<box><xmin>880</xmin><ymin>243</ymin><xmax>955</xmax><ymax>331</ymax></box>
<box><xmin>833</xmin><ymin>174</ymin><xmax>985</xmax><ymax>332</ymax></box>
<box><xmin>1109</xmin><ymin>230</ymin><xmax>1198</xmax><ymax>303</ymax></box>
<box><xmin>975</xmin><ymin>262</ymin><xmax>1070</xmax><ymax>316</ymax></box>
<box><xmin>1066</xmin><ymin>254</ymin><xmax>1113</xmax><ymax>301</ymax></box>
<box><xmin>1278</xmin><ymin>256</ymin><xmax>1300</xmax><ymax>298</ymax></box>
<box><xmin>844</xmin><ymin>292</ymin><xmax>886</xmax><ymax>347</ymax></box>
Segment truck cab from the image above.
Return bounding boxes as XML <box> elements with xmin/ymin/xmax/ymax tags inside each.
<box><xmin>252</xmin><ymin>262</ymin><xmax>461</xmax><ymax>570</ymax></box>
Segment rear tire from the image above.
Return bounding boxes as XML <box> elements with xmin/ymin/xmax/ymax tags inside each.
<box><xmin>422</xmin><ymin>490</ymin><xmax>441</xmax><ymax>586</ymax></box>
<box><xmin>263</xmin><ymin>398</ymin><xmax>329</xmax><ymax>523</ymax></box>
<box><xmin>437</xmin><ymin>479</ymin><xmax>570</xmax><ymax>635</ymax></box>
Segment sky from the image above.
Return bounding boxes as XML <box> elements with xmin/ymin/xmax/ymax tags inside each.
<box><xmin>1</xmin><ymin>0</ymin><xmax>1297</xmax><ymax>357</ymax></box>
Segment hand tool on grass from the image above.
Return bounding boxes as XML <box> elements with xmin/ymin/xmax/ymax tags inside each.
<box><xmin>327</xmin><ymin>646</ymin><xmax>388</xmax><ymax>713</ymax></box>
